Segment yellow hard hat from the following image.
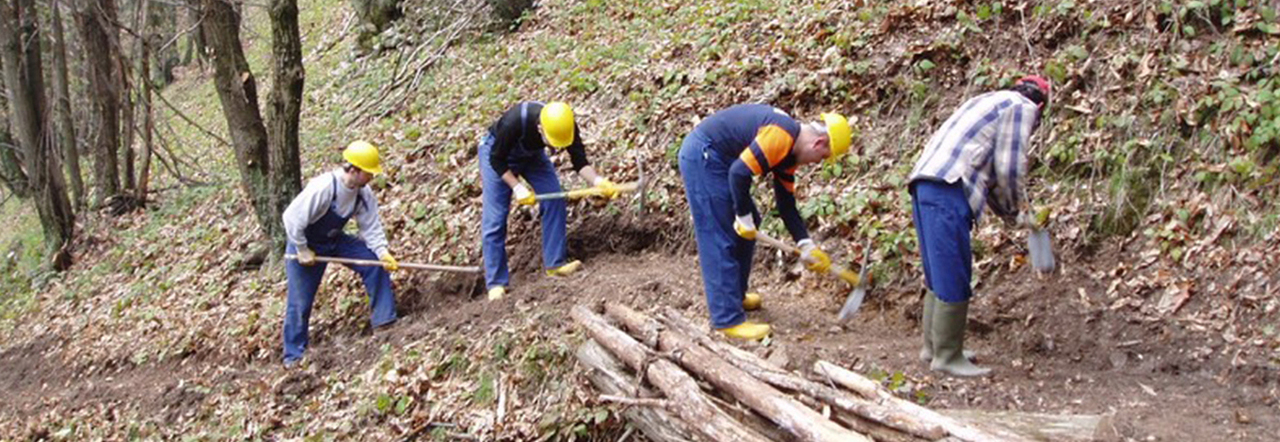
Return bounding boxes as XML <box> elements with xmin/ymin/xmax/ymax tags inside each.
<box><xmin>539</xmin><ymin>102</ymin><xmax>575</xmax><ymax>149</ymax></box>
<box><xmin>821</xmin><ymin>112</ymin><xmax>853</xmax><ymax>164</ymax></box>
<box><xmin>343</xmin><ymin>140</ymin><xmax>383</xmax><ymax>175</ymax></box>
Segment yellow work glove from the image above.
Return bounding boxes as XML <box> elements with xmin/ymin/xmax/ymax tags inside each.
<box><xmin>733</xmin><ymin>214</ymin><xmax>757</xmax><ymax>241</ymax></box>
<box><xmin>798</xmin><ymin>239</ymin><xmax>831</xmax><ymax>273</ymax></box>
<box><xmin>296</xmin><ymin>245</ymin><xmax>317</xmax><ymax>266</ymax></box>
<box><xmin>593</xmin><ymin>177</ymin><xmax>620</xmax><ymax>199</ymax></box>
<box><xmin>378</xmin><ymin>252</ymin><xmax>399</xmax><ymax>271</ymax></box>
<box><xmin>512</xmin><ymin>183</ymin><xmax>536</xmax><ymax>206</ymax></box>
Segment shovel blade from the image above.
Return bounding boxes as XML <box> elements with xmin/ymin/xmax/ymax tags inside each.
<box><xmin>837</xmin><ymin>287</ymin><xmax>866</xmax><ymax>321</ymax></box>
<box><xmin>1028</xmin><ymin>229</ymin><xmax>1055</xmax><ymax>272</ymax></box>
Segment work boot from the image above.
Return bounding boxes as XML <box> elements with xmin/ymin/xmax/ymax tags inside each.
<box><xmin>930</xmin><ymin>300</ymin><xmax>990</xmax><ymax>377</ymax></box>
<box><xmin>919</xmin><ymin>292</ymin><xmax>976</xmax><ymax>363</ymax></box>
<box><xmin>919</xmin><ymin>292</ymin><xmax>936</xmax><ymax>362</ymax></box>
<box><xmin>743</xmin><ymin>292</ymin><xmax>763</xmax><ymax>311</ymax></box>
<box><xmin>487</xmin><ymin>286</ymin><xmax>506</xmax><ymax>301</ymax></box>
<box><xmin>718</xmin><ymin>322</ymin><xmax>771</xmax><ymax>341</ymax></box>
<box><xmin>545</xmin><ymin>260</ymin><xmax>583</xmax><ymax>277</ymax></box>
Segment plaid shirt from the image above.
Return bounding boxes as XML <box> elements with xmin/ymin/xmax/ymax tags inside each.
<box><xmin>909</xmin><ymin>90</ymin><xmax>1039</xmax><ymax>221</ymax></box>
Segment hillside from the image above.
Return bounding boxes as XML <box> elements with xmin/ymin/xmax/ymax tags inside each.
<box><xmin>1</xmin><ymin>0</ymin><xmax>1278</xmax><ymax>440</ymax></box>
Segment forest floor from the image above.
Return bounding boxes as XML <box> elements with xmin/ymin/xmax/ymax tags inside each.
<box><xmin>2</xmin><ymin>0</ymin><xmax>1278</xmax><ymax>440</ymax></box>
<box><xmin>2</xmin><ymin>210</ymin><xmax>1277</xmax><ymax>440</ymax></box>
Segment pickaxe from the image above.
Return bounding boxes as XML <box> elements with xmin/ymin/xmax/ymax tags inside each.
<box><xmin>524</xmin><ymin>182</ymin><xmax>642</xmax><ymax>203</ymax></box>
<box><xmin>284</xmin><ymin>254</ymin><xmax>481</xmax><ymax>273</ymax></box>
<box><xmin>755</xmin><ymin>232</ymin><xmax>873</xmax><ymax>320</ymax></box>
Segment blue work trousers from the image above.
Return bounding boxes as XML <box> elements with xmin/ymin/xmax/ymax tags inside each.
<box><xmin>679</xmin><ymin>130</ymin><xmax>759</xmax><ymax>329</ymax></box>
<box><xmin>478</xmin><ymin>134</ymin><xmax>569</xmax><ymax>289</ymax></box>
<box><xmin>911</xmin><ymin>180</ymin><xmax>974</xmax><ymax>303</ymax></box>
<box><xmin>283</xmin><ymin>236</ymin><xmax>397</xmax><ymax>363</ymax></box>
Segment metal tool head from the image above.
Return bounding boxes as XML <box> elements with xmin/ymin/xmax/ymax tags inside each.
<box><xmin>1028</xmin><ymin>228</ymin><xmax>1055</xmax><ymax>273</ymax></box>
<box><xmin>837</xmin><ymin>238</ymin><xmax>873</xmax><ymax>321</ymax></box>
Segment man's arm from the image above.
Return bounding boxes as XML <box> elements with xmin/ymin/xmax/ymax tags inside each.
<box><xmin>773</xmin><ymin>173</ymin><xmax>809</xmax><ymax>242</ymax></box>
<box><xmin>989</xmin><ymin>103</ymin><xmax>1037</xmax><ymax>223</ymax></box>
<box><xmin>489</xmin><ymin>110</ymin><xmax>519</xmax><ymax>183</ymax></box>
<box><xmin>354</xmin><ymin>187</ymin><xmax>390</xmax><ymax>257</ymax></box>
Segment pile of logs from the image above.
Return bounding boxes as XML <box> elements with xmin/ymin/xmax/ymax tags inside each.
<box><xmin>572</xmin><ymin>304</ymin><xmax>1038</xmax><ymax>442</ymax></box>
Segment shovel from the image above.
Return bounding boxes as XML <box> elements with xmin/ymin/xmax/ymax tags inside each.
<box><xmin>284</xmin><ymin>254</ymin><xmax>482</xmax><ymax>274</ymax></box>
<box><xmin>1024</xmin><ymin>207</ymin><xmax>1055</xmax><ymax>273</ymax></box>
<box><xmin>755</xmin><ymin>232</ymin><xmax>873</xmax><ymax>320</ymax></box>
<box><xmin>529</xmin><ymin>181</ymin><xmax>641</xmax><ymax>203</ymax></box>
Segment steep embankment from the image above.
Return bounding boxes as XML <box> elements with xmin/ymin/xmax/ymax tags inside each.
<box><xmin>1</xmin><ymin>0</ymin><xmax>1277</xmax><ymax>440</ymax></box>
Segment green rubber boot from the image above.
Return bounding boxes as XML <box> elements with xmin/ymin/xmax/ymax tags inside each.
<box><xmin>919</xmin><ymin>292</ymin><xmax>976</xmax><ymax>363</ymax></box>
<box><xmin>930</xmin><ymin>300</ymin><xmax>990</xmax><ymax>377</ymax></box>
<box><xmin>918</xmin><ymin>293</ymin><xmax>937</xmax><ymax>363</ymax></box>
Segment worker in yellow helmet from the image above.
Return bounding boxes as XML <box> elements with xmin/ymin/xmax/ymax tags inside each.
<box><xmin>281</xmin><ymin>141</ymin><xmax>398</xmax><ymax>367</ymax></box>
<box><xmin>479</xmin><ymin>102</ymin><xmax>618</xmax><ymax>301</ymax></box>
<box><xmin>677</xmin><ymin>105</ymin><xmax>853</xmax><ymax>340</ymax></box>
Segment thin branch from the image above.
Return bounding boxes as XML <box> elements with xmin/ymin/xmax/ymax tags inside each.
<box><xmin>156</xmin><ymin>9</ymin><xmax>204</xmax><ymax>55</ymax></box>
<box><xmin>598</xmin><ymin>395</ymin><xmax>671</xmax><ymax>409</ymax></box>
<box><xmin>146</xmin><ymin>76</ymin><xmax>233</xmax><ymax>148</ymax></box>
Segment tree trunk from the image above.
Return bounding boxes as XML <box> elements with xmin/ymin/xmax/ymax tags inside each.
<box><xmin>570</xmin><ymin>306</ymin><xmax>773</xmax><ymax>442</ymax></box>
<box><xmin>135</xmin><ymin>0</ymin><xmax>153</xmax><ymax>205</ymax></box>
<box><xmin>0</xmin><ymin>120</ymin><xmax>28</xmax><ymax>197</ymax></box>
<box><xmin>813</xmin><ymin>361</ymin><xmax>1026</xmax><ymax>442</ymax></box>
<box><xmin>200</xmin><ymin>0</ymin><xmax>280</xmax><ymax>244</ymax></box>
<box><xmin>183</xmin><ymin>0</ymin><xmax>204</xmax><ymax>66</ymax></box>
<box><xmin>653</xmin><ymin>308</ymin><xmax>947</xmax><ymax>440</ymax></box>
<box><xmin>266</xmin><ymin>0</ymin><xmax>303</xmax><ymax>251</ymax></box>
<box><xmin>575</xmin><ymin>340</ymin><xmax>702</xmax><ymax>442</ymax></box>
<box><xmin>75</xmin><ymin>0</ymin><xmax>121</xmax><ymax>206</ymax></box>
<box><xmin>49</xmin><ymin>0</ymin><xmax>83</xmax><ymax>209</ymax></box>
<box><xmin>0</xmin><ymin>0</ymin><xmax>75</xmax><ymax>269</ymax></box>
<box><xmin>119</xmin><ymin>2</ymin><xmax>137</xmax><ymax>193</ymax></box>
<box><xmin>605</xmin><ymin>304</ymin><xmax>872</xmax><ymax>442</ymax></box>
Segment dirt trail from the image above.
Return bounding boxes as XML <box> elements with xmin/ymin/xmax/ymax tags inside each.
<box><xmin>2</xmin><ymin>211</ymin><xmax>1276</xmax><ymax>441</ymax></box>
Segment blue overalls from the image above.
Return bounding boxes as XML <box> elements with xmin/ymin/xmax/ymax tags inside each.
<box><xmin>477</xmin><ymin>107</ymin><xmax>570</xmax><ymax>290</ymax></box>
<box><xmin>283</xmin><ymin>176</ymin><xmax>397</xmax><ymax>363</ymax></box>
<box><xmin>678</xmin><ymin>130</ymin><xmax>761</xmax><ymax>329</ymax></box>
<box><xmin>910</xmin><ymin>179</ymin><xmax>974</xmax><ymax>303</ymax></box>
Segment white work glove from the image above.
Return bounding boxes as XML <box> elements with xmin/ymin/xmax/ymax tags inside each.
<box><xmin>512</xmin><ymin>183</ymin><xmax>535</xmax><ymax>206</ymax></box>
<box><xmin>733</xmin><ymin>214</ymin><xmax>757</xmax><ymax>240</ymax></box>
<box><xmin>296</xmin><ymin>245</ymin><xmax>316</xmax><ymax>266</ymax></box>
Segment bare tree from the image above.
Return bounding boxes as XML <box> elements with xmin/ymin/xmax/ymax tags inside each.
<box><xmin>75</xmin><ymin>0</ymin><xmax>122</xmax><ymax>206</ymax></box>
<box><xmin>119</xmin><ymin>0</ymin><xmax>136</xmax><ymax>193</ymax></box>
<box><xmin>49</xmin><ymin>0</ymin><xmax>85</xmax><ymax>209</ymax></box>
<box><xmin>0</xmin><ymin>102</ymin><xmax>28</xmax><ymax>197</ymax></box>
<box><xmin>182</xmin><ymin>0</ymin><xmax>204</xmax><ymax>66</ymax></box>
<box><xmin>200</xmin><ymin>0</ymin><xmax>283</xmax><ymax>248</ymax></box>
<box><xmin>135</xmin><ymin>0</ymin><xmax>154</xmax><ymax>204</ymax></box>
<box><xmin>267</xmin><ymin>0</ymin><xmax>303</xmax><ymax>225</ymax></box>
<box><xmin>0</xmin><ymin>0</ymin><xmax>75</xmax><ymax>269</ymax></box>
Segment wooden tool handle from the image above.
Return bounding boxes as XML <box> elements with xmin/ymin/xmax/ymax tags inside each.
<box><xmin>284</xmin><ymin>255</ymin><xmax>481</xmax><ymax>274</ymax></box>
<box><xmin>534</xmin><ymin>181</ymin><xmax>641</xmax><ymax>201</ymax></box>
<box><xmin>755</xmin><ymin>232</ymin><xmax>860</xmax><ymax>286</ymax></box>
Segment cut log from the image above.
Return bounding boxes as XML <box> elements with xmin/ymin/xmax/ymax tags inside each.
<box><xmin>605</xmin><ymin>304</ymin><xmax>871</xmax><ymax>442</ymax></box>
<box><xmin>571</xmin><ymin>306</ymin><xmax>771</xmax><ymax>442</ymax></box>
<box><xmin>814</xmin><ymin>361</ymin><xmax>1029</xmax><ymax>442</ymax></box>
<box><xmin>942</xmin><ymin>409</ymin><xmax>1110</xmax><ymax>442</ymax></box>
<box><xmin>576</xmin><ymin>340</ymin><xmax>698</xmax><ymax>442</ymax></box>
<box><xmin>793</xmin><ymin>395</ymin><xmax>929</xmax><ymax>442</ymax></box>
<box><xmin>657</xmin><ymin>308</ymin><xmax>946</xmax><ymax>440</ymax></box>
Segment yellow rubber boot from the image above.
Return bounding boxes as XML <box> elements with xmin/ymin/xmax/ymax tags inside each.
<box><xmin>743</xmin><ymin>292</ymin><xmax>763</xmax><ymax>311</ymax></box>
<box><xmin>546</xmin><ymin>260</ymin><xmax>583</xmax><ymax>277</ymax></box>
<box><xmin>487</xmin><ymin>286</ymin><xmax>506</xmax><ymax>301</ymax></box>
<box><xmin>719</xmin><ymin>322</ymin><xmax>771</xmax><ymax>340</ymax></box>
